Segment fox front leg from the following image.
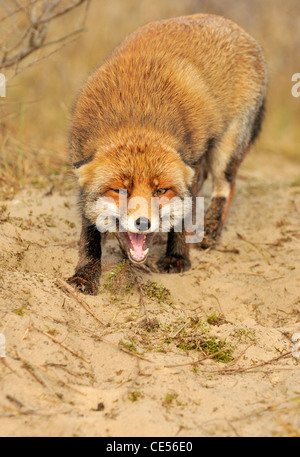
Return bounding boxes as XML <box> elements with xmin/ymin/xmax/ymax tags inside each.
<box><xmin>157</xmin><ymin>229</ymin><xmax>191</xmax><ymax>273</ymax></box>
<box><xmin>67</xmin><ymin>215</ymin><xmax>102</xmax><ymax>295</ymax></box>
<box><xmin>199</xmin><ymin>118</ymin><xmax>250</xmax><ymax>249</ymax></box>
<box><xmin>199</xmin><ymin>188</ymin><xmax>235</xmax><ymax>249</ymax></box>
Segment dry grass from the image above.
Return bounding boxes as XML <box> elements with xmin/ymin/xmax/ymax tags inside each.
<box><xmin>0</xmin><ymin>0</ymin><xmax>299</xmax><ymax>195</ymax></box>
<box><xmin>0</xmin><ymin>133</ymin><xmax>72</xmax><ymax>199</ymax></box>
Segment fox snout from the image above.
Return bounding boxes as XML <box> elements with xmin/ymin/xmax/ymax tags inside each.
<box><xmin>135</xmin><ymin>217</ymin><xmax>151</xmax><ymax>232</ymax></box>
<box><xmin>121</xmin><ymin>197</ymin><xmax>157</xmax><ymax>264</ymax></box>
<box><xmin>123</xmin><ymin>192</ymin><xmax>160</xmax><ymax>236</ymax></box>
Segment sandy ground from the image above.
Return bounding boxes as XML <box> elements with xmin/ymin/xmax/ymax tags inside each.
<box><xmin>0</xmin><ymin>151</ymin><xmax>299</xmax><ymax>437</ymax></box>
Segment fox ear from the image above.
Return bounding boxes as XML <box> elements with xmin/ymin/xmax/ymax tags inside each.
<box><xmin>73</xmin><ymin>155</ymin><xmax>114</xmax><ymax>190</ymax></box>
<box><xmin>183</xmin><ymin>163</ymin><xmax>195</xmax><ymax>187</ymax></box>
<box><xmin>72</xmin><ymin>155</ymin><xmax>94</xmax><ymax>187</ymax></box>
<box><xmin>73</xmin><ymin>157</ymin><xmax>102</xmax><ymax>189</ymax></box>
<box><xmin>73</xmin><ymin>162</ymin><xmax>90</xmax><ymax>188</ymax></box>
<box><xmin>72</xmin><ymin>155</ymin><xmax>94</xmax><ymax>170</ymax></box>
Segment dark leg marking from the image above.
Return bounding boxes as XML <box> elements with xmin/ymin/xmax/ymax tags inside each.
<box><xmin>67</xmin><ymin>215</ymin><xmax>102</xmax><ymax>295</ymax></box>
<box><xmin>198</xmin><ymin>196</ymin><xmax>227</xmax><ymax>249</ymax></box>
<box><xmin>157</xmin><ymin>229</ymin><xmax>191</xmax><ymax>273</ymax></box>
<box><xmin>249</xmin><ymin>98</ymin><xmax>266</xmax><ymax>145</ymax></box>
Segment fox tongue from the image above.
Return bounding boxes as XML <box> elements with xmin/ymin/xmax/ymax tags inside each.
<box><xmin>128</xmin><ymin>232</ymin><xmax>149</xmax><ymax>262</ymax></box>
<box><xmin>130</xmin><ymin>233</ymin><xmax>145</xmax><ymax>258</ymax></box>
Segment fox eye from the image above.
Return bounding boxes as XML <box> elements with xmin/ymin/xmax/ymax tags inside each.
<box><xmin>111</xmin><ymin>189</ymin><xmax>127</xmax><ymax>194</ymax></box>
<box><xmin>154</xmin><ymin>188</ymin><xmax>169</xmax><ymax>196</ymax></box>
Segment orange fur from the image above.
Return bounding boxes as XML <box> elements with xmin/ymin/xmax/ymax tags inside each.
<box><xmin>68</xmin><ymin>14</ymin><xmax>267</xmax><ymax>293</ymax></box>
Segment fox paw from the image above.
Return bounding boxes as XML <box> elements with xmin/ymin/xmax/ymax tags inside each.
<box><xmin>198</xmin><ymin>221</ymin><xmax>221</xmax><ymax>250</ymax></box>
<box><xmin>157</xmin><ymin>255</ymin><xmax>191</xmax><ymax>273</ymax></box>
<box><xmin>197</xmin><ymin>234</ymin><xmax>218</xmax><ymax>250</ymax></box>
<box><xmin>67</xmin><ymin>269</ymin><xmax>100</xmax><ymax>295</ymax></box>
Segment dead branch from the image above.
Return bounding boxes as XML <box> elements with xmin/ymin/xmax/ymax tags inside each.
<box><xmin>55</xmin><ymin>278</ymin><xmax>107</xmax><ymax>326</ymax></box>
<box><xmin>236</xmin><ymin>232</ymin><xmax>271</xmax><ymax>265</ymax></box>
<box><xmin>0</xmin><ymin>0</ymin><xmax>90</xmax><ymax>75</ymax></box>
<box><xmin>32</xmin><ymin>323</ymin><xmax>91</xmax><ymax>364</ymax></box>
<box><xmin>7</xmin><ymin>349</ymin><xmax>86</xmax><ymax>395</ymax></box>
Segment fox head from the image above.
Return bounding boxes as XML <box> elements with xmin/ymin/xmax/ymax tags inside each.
<box><xmin>74</xmin><ymin>140</ymin><xmax>194</xmax><ymax>264</ymax></box>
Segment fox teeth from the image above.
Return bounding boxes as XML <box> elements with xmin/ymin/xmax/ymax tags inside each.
<box><xmin>129</xmin><ymin>248</ymin><xmax>149</xmax><ymax>259</ymax></box>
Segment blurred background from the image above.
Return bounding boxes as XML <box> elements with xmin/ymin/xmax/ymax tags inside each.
<box><xmin>0</xmin><ymin>0</ymin><xmax>299</xmax><ymax>197</ymax></box>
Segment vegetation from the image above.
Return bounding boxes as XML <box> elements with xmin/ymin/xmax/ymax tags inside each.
<box><xmin>0</xmin><ymin>1</ymin><xmax>298</xmax><ymax>202</ymax></box>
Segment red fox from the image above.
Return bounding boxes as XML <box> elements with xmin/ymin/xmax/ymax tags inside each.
<box><xmin>68</xmin><ymin>14</ymin><xmax>267</xmax><ymax>294</ymax></box>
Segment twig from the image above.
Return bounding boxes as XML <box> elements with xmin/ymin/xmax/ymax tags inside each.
<box><xmin>0</xmin><ymin>0</ymin><xmax>39</xmax><ymax>25</ymax></box>
<box><xmin>6</xmin><ymin>394</ymin><xmax>24</xmax><ymax>409</ymax></box>
<box><xmin>241</xmin><ymin>271</ymin><xmax>284</xmax><ymax>281</ymax></box>
<box><xmin>237</xmin><ymin>233</ymin><xmax>271</xmax><ymax>265</ymax></box>
<box><xmin>129</xmin><ymin>264</ymin><xmax>150</xmax><ymax>326</ymax></box>
<box><xmin>216</xmin><ymin>248</ymin><xmax>240</xmax><ymax>254</ymax></box>
<box><xmin>164</xmin><ymin>347</ymin><xmax>231</xmax><ymax>368</ymax></box>
<box><xmin>193</xmin><ymin>255</ymin><xmax>221</xmax><ymax>270</ymax></box>
<box><xmin>54</xmin><ymin>320</ymin><xmax>153</xmax><ymax>363</ymax></box>
<box><xmin>55</xmin><ymin>278</ymin><xmax>106</xmax><ymax>326</ymax></box>
<box><xmin>207</xmin><ymin>293</ymin><xmax>225</xmax><ymax>316</ymax></box>
<box><xmin>32</xmin><ymin>323</ymin><xmax>90</xmax><ymax>364</ymax></box>
<box><xmin>225</xmin><ymin>343</ymin><xmax>254</xmax><ymax>367</ymax></box>
<box><xmin>270</xmin><ymin>398</ymin><xmax>300</xmax><ymax>437</ymax></box>
<box><xmin>22</xmin><ymin>362</ymin><xmax>46</xmax><ymax>387</ymax></box>
<box><xmin>7</xmin><ymin>349</ymin><xmax>86</xmax><ymax>395</ymax></box>
<box><xmin>6</xmin><ymin>36</ymin><xmax>80</xmax><ymax>80</ymax></box>
<box><xmin>1</xmin><ymin>357</ymin><xmax>19</xmax><ymax>376</ymax></box>
<box><xmin>171</xmin><ymin>319</ymin><xmax>191</xmax><ymax>339</ymax></box>
<box><xmin>76</xmin><ymin>324</ymin><xmax>153</xmax><ymax>363</ymax></box>
<box><xmin>1</xmin><ymin>0</ymin><xmax>89</xmax><ymax>78</ymax></box>
<box><xmin>164</xmin><ymin>348</ymin><xmax>293</xmax><ymax>372</ymax></box>
<box><xmin>235</xmin><ymin>351</ymin><xmax>292</xmax><ymax>373</ymax></box>
<box><xmin>35</xmin><ymin>0</ymin><xmax>87</xmax><ymax>26</ymax></box>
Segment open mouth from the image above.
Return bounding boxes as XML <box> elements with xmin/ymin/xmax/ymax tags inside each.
<box><xmin>124</xmin><ymin>232</ymin><xmax>152</xmax><ymax>263</ymax></box>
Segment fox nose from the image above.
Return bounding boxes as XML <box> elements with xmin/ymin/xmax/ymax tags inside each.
<box><xmin>135</xmin><ymin>217</ymin><xmax>151</xmax><ymax>232</ymax></box>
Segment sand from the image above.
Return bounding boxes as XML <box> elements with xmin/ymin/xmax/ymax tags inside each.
<box><xmin>0</xmin><ymin>151</ymin><xmax>299</xmax><ymax>437</ymax></box>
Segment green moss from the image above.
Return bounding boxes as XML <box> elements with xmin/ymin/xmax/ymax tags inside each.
<box><xmin>200</xmin><ymin>337</ymin><xmax>234</xmax><ymax>363</ymax></box>
<box><xmin>177</xmin><ymin>340</ymin><xmax>198</xmax><ymax>351</ymax></box>
<box><xmin>103</xmin><ymin>261</ymin><xmax>133</xmax><ymax>296</ymax></box>
<box><xmin>176</xmin><ymin>331</ymin><xmax>234</xmax><ymax>363</ymax></box>
<box><xmin>290</xmin><ymin>177</ymin><xmax>300</xmax><ymax>187</ymax></box>
<box><xmin>232</xmin><ymin>328</ymin><xmax>256</xmax><ymax>342</ymax></box>
<box><xmin>190</xmin><ymin>317</ymin><xmax>210</xmax><ymax>333</ymax></box>
<box><xmin>64</xmin><ymin>220</ymin><xmax>76</xmax><ymax>228</ymax></box>
<box><xmin>119</xmin><ymin>339</ymin><xmax>137</xmax><ymax>354</ymax></box>
<box><xmin>163</xmin><ymin>392</ymin><xmax>177</xmax><ymax>406</ymax></box>
<box><xmin>44</xmin><ymin>325</ymin><xmax>57</xmax><ymax>336</ymax></box>
<box><xmin>144</xmin><ymin>281</ymin><xmax>172</xmax><ymax>304</ymax></box>
<box><xmin>0</xmin><ymin>204</ymin><xmax>10</xmax><ymax>223</ymax></box>
<box><xmin>206</xmin><ymin>313</ymin><xmax>224</xmax><ymax>326</ymax></box>
<box><xmin>15</xmin><ymin>306</ymin><xmax>26</xmax><ymax>316</ymax></box>
<box><xmin>128</xmin><ymin>389</ymin><xmax>144</xmax><ymax>402</ymax></box>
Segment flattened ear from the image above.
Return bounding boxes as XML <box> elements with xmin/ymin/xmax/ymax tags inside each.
<box><xmin>183</xmin><ymin>163</ymin><xmax>195</xmax><ymax>187</ymax></box>
<box><xmin>73</xmin><ymin>157</ymin><xmax>102</xmax><ymax>189</ymax></box>
<box><xmin>73</xmin><ymin>162</ymin><xmax>92</xmax><ymax>188</ymax></box>
<box><xmin>72</xmin><ymin>155</ymin><xmax>94</xmax><ymax>170</ymax></box>
<box><xmin>72</xmin><ymin>155</ymin><xmax>94</xmax><ymax>188</ymax></box>
<box><xmin>73</xmin><ymin>154</ymin><xmax>115</xmax><ymax>190</ymax></box>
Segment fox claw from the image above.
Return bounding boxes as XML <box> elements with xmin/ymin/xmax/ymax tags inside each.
<box><xmin>157</xmin><ymin>255</ymin><xmax>191</xmax><ymax>274</ymax></box>
<box><xmin>198</xmin><ymin>221</ymin><xmax>221</xmax><ymax>249</ymax></box>
<box><xmin>197</xmin><ymin>235</ymin><xmax>218</xmax><ymax>250</ymax></box>
<box><xmin>67</xmin><ymin>269</ymin><xmax>100</xmax><ymax>295</ymax></box>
